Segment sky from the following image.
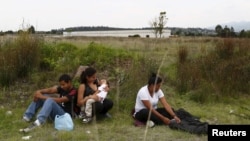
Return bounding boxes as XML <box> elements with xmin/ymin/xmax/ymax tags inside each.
<box><xmin>1</xmin><ymin>0</ymin><xmax>250</xmax><ymax>31</ymax></box>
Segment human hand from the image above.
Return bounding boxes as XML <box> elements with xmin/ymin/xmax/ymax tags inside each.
<box><xmin>33</xmin><ymin>96</ymin><xmax>38</xmax><ymax>102</ymax></box>
<box><xmin>173</xmin><ymin>116</ymin><xmax>181</xmax><ymax>123</ymax></box>
<box><xmin>162</xmin><ymin>117</ymin><xmax>171</xmax><ymax>125</ymax></box>
<box><xmin>33</xmin><ymin>91</ymin><xmax>42</xmax><ymax>102</ymax></box>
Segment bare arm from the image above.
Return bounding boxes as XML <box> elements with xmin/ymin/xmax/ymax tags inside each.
<box><xmin>141</xmin><ymin>100</ymin><xmax>172</xmax><ymax>125</ymax></box>
<box><xmin>77</xmin><ymin>84</ymin><xmax>85</xmax><ymax>106</ymax></box>
<box><xmin>77</xmin><ymin>83</ymin><xmax>102</xmax><ymax>106</ymax></box>
<box><xmin>159</xmin><ymin>97</ymin><xmax>181</xmax><ymax>123</ymax></box>
<box><xmin>33</xmin><ymin>85</ymin><xmax>70</xmax><ymax>103</ymax></box>
<box><xmin>53</xmin><ymin>96</ymin><xmax>70</xmax><ymax>103</ymax></box>
<box><xmin>33</xmin><ymin>85</ymin><xmax>58</xmax><ymax>101</ymax></box>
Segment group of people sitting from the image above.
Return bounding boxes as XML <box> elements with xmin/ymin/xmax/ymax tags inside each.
<box><xmin>20</xmin><ymin>66</ymin><xmax>207</xmax><ymax>135</ymax></box>
<box><xmin>20</xmin><ymin>67</ymin><xmax>113</xmax><ymax>132</ymax></box>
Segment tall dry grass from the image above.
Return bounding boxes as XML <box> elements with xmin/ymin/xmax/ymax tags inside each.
<box><xmin>0</xmin><ymin>32</ymin><xmax>42</xmax><ymax>86</ymax></box>
<box><xmin>176</xmin><ymin>38</ymin><xmax>250</xmax><ymax>102</ymax></box>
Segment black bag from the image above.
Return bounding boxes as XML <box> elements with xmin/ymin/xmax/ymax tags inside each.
<box><xmin>169</xmin><ymin>108</ymin><xmax>208</xmax><ymax>135</ymax></box>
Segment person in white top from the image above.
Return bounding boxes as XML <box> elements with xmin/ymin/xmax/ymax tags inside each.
<box><xmin>80</xmin><ymin>79</ymin><xmax>109</xmax><ymax>123</ymax></box>
<box><xmin>133</xmin><ymin>73</ymin><xmax>181</xmax><ymax>126</ymax></box>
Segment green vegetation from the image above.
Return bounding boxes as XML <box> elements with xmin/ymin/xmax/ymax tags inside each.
<box><xmin>0</xmin><ymin>32</ymin><xmax>42</xmax><ymax>86</ymax></box>
<box><xmin>0</xmin><ymin>33</ymin><xmax>249</xmax><ymax>140</ymax></box>
<box><xmin>176</xmin><ymin>38</ymin><xmax>250</xmax><ymax>102</ymax></box>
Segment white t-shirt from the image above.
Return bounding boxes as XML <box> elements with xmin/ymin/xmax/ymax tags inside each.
<box><xmin>134</xmin><ymin>85</ymin><xmax>164</xmax><ymax>114</ymax></box>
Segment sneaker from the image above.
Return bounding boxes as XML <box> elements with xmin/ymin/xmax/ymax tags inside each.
<box><xmin>22</xmin><ymin>116</ymin><xmax>30</xmax><ymax>122</ymax></box>
<box><xmin>146</xmin><ymin>120</ymin><xmax>155</xmax><ymax>128</ymax></box>
<box><xmin>19</xmin><ymin>120</ymin><xmax>40</xmax><ymax>133</ymax></box>
<box><xmin>104</xmin><ymin>113</ymin><xmax>112</xmax><ymax>118</ymax></box>
<box><xmin>82</xmin><ymin>116</ymin><xmax>92</xmax><ymax>123</ymax></box>
<box><xmin>79</xmin><ymin>111</ymin><xmax>86</xmax><ymax>119</ymax></box>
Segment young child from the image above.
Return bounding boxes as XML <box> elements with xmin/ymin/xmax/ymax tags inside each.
<box><xmin>80</xmin><ymin>79</ymin><xmax>109</xmax><ymax>123</ymax></box>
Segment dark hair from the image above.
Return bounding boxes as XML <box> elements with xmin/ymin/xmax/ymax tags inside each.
<box><xmin>80</xmin><ymin>67</ymin><xmax>97</xmax><ymax>84</ymax></box>
<box><xmin>148</xmin><ymin>73</ymin><xmax>162</xmax><ymax>85</ymax></box>
<box><xmin>59</xmin><ymin>74</ymin><xmax>71</xmax><ymax>83</ymax></box>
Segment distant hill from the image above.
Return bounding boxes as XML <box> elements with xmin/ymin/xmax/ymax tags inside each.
<box><xmin>208</xmin><ymin>21</ymin><xmax>250</xmax><ymax>32</ymax></box>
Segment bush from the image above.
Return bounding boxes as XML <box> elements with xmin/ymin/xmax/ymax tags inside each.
<box><xmin>0</xmin><ymin>32</ymin><xmax>43</xmax><ymax>86</ymax></box>
<box><xmin>128</xmin><ymin>34</ymin><xmax>140</xmax><ymax>38</ymax></box>
<box><xmin>40</xmin><ymin>42</ymin><xmax>78</xmax><ymax>71</ymax></box>
<box><xmin>78</xmin><ymin>42</ymin><xmax>133</xmax><ymax>70</ymax></box>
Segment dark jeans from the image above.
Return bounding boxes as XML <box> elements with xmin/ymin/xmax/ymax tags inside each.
<box><xmin>93</xmin><ymin>98</ymin><xmax>113</xmax><ymax>116</ymax></box>
<box><xmin>134</xmin><ymin>108</ymin><xmax>173</xmax><ymax>125</ymax></box>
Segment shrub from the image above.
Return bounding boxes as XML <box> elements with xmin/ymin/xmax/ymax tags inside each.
<box><xmin>0</xmin><ymin>32</ymin><xmax>43</xmax><ymax>86</ymax></box>
<box><xmin>128</xmin><ymin>34</ymin><xmax>140</xmax><ymax>38</ymax></box>
<box><xmin>39</xmin><ymin>42</ymin><xmax>78</xmax><ymax>71</ymax></box>
<box><xmin>78</xmin><ymin>42</ymin><xmax>133</xmax><ymax>70</ymax></box>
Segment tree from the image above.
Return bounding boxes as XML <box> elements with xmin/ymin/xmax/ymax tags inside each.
<box><xmin>158</xmin><ymin>11</ymin><xmax>167</xmax><ymax>38</ymax></box>
<box><xmin>150</xmin><ymin>11</ymin><xmax>167</xmax><ymax>38</ymax></box>
<box><xmin>230</xmin><ymin>27</ymin><xmax>236</xmax><ymax>37</ymax></box>
<box><xmin>215</xmin><ymin>24</ymin><xmax>222</xmax><ymax>36</ymax></box>
<box><xmin>223</xmin><ymin>25</ymin><xmax>230</xmax><ymax>37</ymax></box>
<box><xmin>28</xmin><ymin>25</ymin><xmax>35</xmax><ymax>34</ymax></box>
<box><xmin>17</xmin><ymin>30</ymin><xmax>24</xmax><ymax>34</ymax></box>
<box><xmin>239</xmin><ymin>30</ymin><xmax>245</xmax><ymax>38</ymax></box>
<box><xmin>151</xmin><ymin>17</ymin><xmax>159</xmax><ymax>38</ymax></box>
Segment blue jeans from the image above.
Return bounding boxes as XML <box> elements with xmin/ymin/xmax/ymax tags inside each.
<box><xmin>23</xmin><ymin>98</ymin><xmax>65</xmax><ymax>124</ymax></box>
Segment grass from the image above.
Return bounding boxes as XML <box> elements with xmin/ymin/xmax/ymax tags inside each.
<box><xmin>0</xmin><ymin>35</ymin><xmax>250</xmax><ymax>141</ymax></box>
<box><xmin>1</xmin><ymin>106</ymin><xmax>208</xmax><ymax>141</ymax></box>
<box><xmin>1</xmin><ymin>93</ymin><xmax>249</xmax><ymax>141</ymax></box>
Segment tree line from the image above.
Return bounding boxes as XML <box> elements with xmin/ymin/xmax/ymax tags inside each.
<box><xmin>1</xmin><ymin>12</ymin><xmax>250</xmax><ymax>38</ymax></box>
<box><xmin>215</xmin><ymin>24</ymin><xmax>250</xmax><ymax>38</ymax></box>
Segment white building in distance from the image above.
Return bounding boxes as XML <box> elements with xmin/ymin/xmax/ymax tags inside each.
<box><xmin>63</xmin><ymin>29</ymin><xmax>171</xmax><ymax>38</ymax></box>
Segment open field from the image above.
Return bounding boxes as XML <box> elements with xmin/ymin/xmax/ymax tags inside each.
<box><xmin>0</xmin><ymin>36</ymin><xmax>249</xmax><ymax>141</ymax></box>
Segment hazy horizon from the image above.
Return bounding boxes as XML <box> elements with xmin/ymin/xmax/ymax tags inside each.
<box><xmin>1</xmin><ymin>0</ymin><xmax>250</xmax><ymax>31</ymax></box>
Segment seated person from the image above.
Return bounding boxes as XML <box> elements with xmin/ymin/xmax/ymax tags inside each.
<box><xmin>80</xmin><ymin>79</ymin><xmax>110</xmax><ymax>123</ymax></box>
<box><xmin>77</xmin><ymin>67</ymin><xmax>113</xmax><ymax>122</ymax></box>
<box><xmin>20</xmin><ymin>74</ymin><xmax>77</xmax><ymax>132</ymax></box>
<box><xmin>133</xmin><ymin>73</ymin><xmax>181</xmax><ymax>126</ymax></box>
